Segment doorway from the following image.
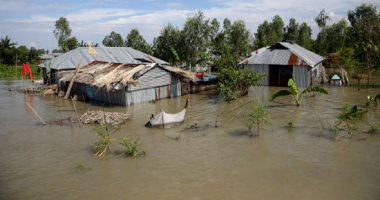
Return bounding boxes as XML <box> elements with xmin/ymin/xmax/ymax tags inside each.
<box><xmin>269</xmin><ymin>65</ymin><xmax>293</xmax><ymax>86</ymax></box>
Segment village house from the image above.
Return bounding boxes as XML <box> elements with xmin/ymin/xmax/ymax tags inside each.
<box><xmin>38</xmin><ymin>47</ymin><xmax>167</xmax><ymax>84</ymax></box>
<box><xmin>59</xmin><ymin>61</ymin><xmax>194</xmax><ymax>106</ymax></box>
<box><xmin>240</xmin><ymin>42</ymin><xmax>325</xmax><ymax>87</ymax></box>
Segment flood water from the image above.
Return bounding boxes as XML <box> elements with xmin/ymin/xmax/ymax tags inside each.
<box><xmin>0</xmin><ymin>80</ymin><xmax>380</xmax><ymax>200</ymax></box>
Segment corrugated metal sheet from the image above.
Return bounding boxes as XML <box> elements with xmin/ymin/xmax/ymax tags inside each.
<box><xmin>280</xmin><ymin>42</ymin><xmax>324</xmax><ymax>67</ymax></box>
<box><xmin>243</xmin><ymin>42</ymin><xmax>324</xmax><ymax>67</ymax></box>
<box><xmin>39</xmin><ymin>47</ymin><xmax>167</xmax><ymax>70</ymax></box>
<box><xmin>129</xmin><ymin>67</ymin><xmax>172</xmax><ymax>91</ymax></box>
<box><xmin>245</xmin><ymin>64</ymin><xmax>269</xmax><ymax>85</ymax></box>
<box><xmin>125</xmin><ymin>82</ymin><xmax>181</xmax><ymax>106</ymax></box>
<box><xmin>126</xmin><ymin>88</ymin><xmax>156</xmax><ymax>106</ymax></box>
<box><xmin>293</xmin><ymin>66</ymin><xmax>310</xmax><ymax>87</ymax></box>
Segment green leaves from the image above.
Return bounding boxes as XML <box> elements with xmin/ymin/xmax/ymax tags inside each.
<box><xmin>245</xmin><ymin>103</ymin><xmax>269</xmax><ymax>136</ymax></box>
<box><xmin>270</xmin><ymin>78</ymin><xmax>328</xmax><ymax>106</ymax></box>
<box><xmin>270</xmin><ymin>90</ymin><xmax>293</xmax><ymax>101</ymax></box>
<box><xmin>218</xmin><ymin>66</ymin><xmax>264</xmax><ymax>101</ymax></box>
<box><xmin>301</xmin><ymin>85</ymin><xmax>328</xmax><ymax>95</ymax></box>
<box><xmin>102</xmin><ymin>31</ymin><xmax>125</xmax><ymax>47</ymax></box>
<box><xmin>119</xmin><ymin>137</ymin><xmax>145</xmax><ymax>157</ymax></box>
<box><xmin>287</xmin><ymin>79</ymin><xmax>299</xmax><ymax>98</ymax></box>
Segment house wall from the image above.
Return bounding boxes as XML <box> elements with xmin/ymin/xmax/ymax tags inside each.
<box><xmin>245</xmin><ymin>64</ymin><xmax>269</xmax><ymax>86</ymax></box>
<box><xmin>246</xmin><ymin>64</ymin><xmax>311</xmax><ymax>87</ymax></box>
<box><xmin>66</xmin><ymin>67</ymin><xmax>182</xmax><ymax>106</ymax></box>
<box><xmin>125</xmin><ymin>67</ymin><xmax>182</xmax><ymax>106</ymax></box>
<box><xmin>293</xmin><ymin>66</ymin><xmax>310</xmax><ymax>88</ymax></box>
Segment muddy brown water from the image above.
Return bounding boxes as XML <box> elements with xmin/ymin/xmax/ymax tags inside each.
<box><xmin>0</xmin><ymin>80</ymin><xmax>380</xmax><ymax>200</ymax></box>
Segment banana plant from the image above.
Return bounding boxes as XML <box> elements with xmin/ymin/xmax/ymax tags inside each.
<box><xmin>270</xmin><ymin>79</ymin><xmax>328</xmax><ymax>106</ymax></box>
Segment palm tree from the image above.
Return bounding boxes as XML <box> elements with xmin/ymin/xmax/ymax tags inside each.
<box><xmin>0</xmin><ymin>35</ymin><xmax>17</xmax><ymax>49</ymax></box>
<box><xmin>270</xmin><ymin>79</ymin><xmax>328</xmax><ymax>106</ymax></box>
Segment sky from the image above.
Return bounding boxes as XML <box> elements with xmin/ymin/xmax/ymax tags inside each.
<box><xmin>0</xmin><ymin>0</ymin><xmax>379</xmax><ymax>52</ymax></box>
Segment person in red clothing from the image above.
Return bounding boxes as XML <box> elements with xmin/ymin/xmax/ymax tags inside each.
<box><xmin>21</xmin><ymin>62</ymin><xmax>34</xmax><ymax>81</ymax></box>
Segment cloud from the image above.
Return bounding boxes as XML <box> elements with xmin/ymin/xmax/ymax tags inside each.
<box><xmin>0</xmin><ymin>0</ymin><xmax>378</xmax><ymax>51</ymax></box>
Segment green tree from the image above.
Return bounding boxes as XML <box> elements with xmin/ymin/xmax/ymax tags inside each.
<box><xmin>314</xmin><ymin>19</ymin><xmax>349</xmax><ymax>55</ymax></box>
<box><xmin>284</xmin><ymin>18</ymin><xmax>299</xmax><ymax>42</ymax></box>
<box><xmin>125</xmin><ymin>29</ymin><xmax>152</xmax><ymax>54</ymax></box>
<box><xmin>315</xmin><ymin>9</ymin><xmax>330</xmax><ymax>30</ymax></box>
<box><xmin>348</xmin><ymin>4</ymin><xmax>380</xmax><ymax>86</ymax></box>
<box><xmin>153</xmin><ymin>24</ymin><xmax>181</xmax><ymax>65</ymax></box>
<box><xmin>217</xmin><ymin>65</ymin><xmax>263</xmax><ymax>101</ymax></box>
<box><xmin>0</xmin><ymin>35</ymin><xmax>18</xmax><ymax>64</ymax></box>
<box><xmin>102</xmin><ymin>31</ymin><xmax>125</xmax><ymax>47</ymax></box>
<box><xmin>53</xmin><ymin>17</ymin><xmax>72</xmax><ymax>53</ymax></box>
<box><xmin>67</xmin><ymin>37</ymin><xmax>78</xmax><ymax>51</ymax></box>
<box><xmin>226</xmin><ymin>20</ymin><xmax>251</xmax><ymax>63</ymax></box>
<box><xmin>269</xmin><ymin>15</ymin><xmax>284</xmax><ymax>44</ymax></box>
<box><xmin>254</xmin><ymin>15</ymin><xmax>285</xmax><ymax>48</ymax></box>
<box><xmin>297</xmin><ymin>22</ymin><xmax>313</xmax><ymax>50</ymax></box>
<box><xmin>16</xmin><ymin>45</ymin><xmax>29</xmax><ymax>63</ymax></box>
<box><xmin>181</xmin><ymin>11</ymin><xmax>211</xmax><ymax>67</ymax></box>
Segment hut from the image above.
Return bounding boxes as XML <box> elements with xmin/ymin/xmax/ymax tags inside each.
<box><xmin>38</xmin><ymin>47</ymin><xmax>167</xmax><ymax>84</ymax></box>
<box><xmin>59</xmin><ymin>61</ymin><xmax>195</xmax><ymax>106</ymax></box>
<box><xmin>240</xmin><ymin>42</ymin><xmax>325</xmax><ymax>87</ymax></box>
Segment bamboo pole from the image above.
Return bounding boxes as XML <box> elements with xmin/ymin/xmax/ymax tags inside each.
<box><xmin>64</xmin><ymin>64</ymin><xmax>81</xmax><ymax>99</ymax></box>
<box><xmin>26</xmin><ymin>102</ymin><xmax>46</xmax><ymax>125</ymax></box>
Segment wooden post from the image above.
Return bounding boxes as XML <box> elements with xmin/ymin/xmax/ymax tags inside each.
<box><xmin>64</xmin><ymin>64</ymin><xmax>81</xmax><ymax>99</ymax></box>
<box><xmin>26</xmin><ymin>102</ymin><xmax>46</xmax><ymax>125</ymax></box>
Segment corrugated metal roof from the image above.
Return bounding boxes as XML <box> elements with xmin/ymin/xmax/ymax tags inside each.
<box><xmin>279</xmin><ymin>42</ymin><xmax>324</xmax><ymax>66</ymax></box>
<box><xmin>244</xmin><ymin>42</ymin><xmax>324</xmax><ymax>67</ymax></box>
<box><xmin>39</xmin><ymin>47</ymin><xmax>168</xmax><ymax>69</ymax></box>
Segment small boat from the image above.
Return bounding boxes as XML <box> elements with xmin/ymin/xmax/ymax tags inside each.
<box><xmin>145</xmin><ymin>99</ymin><xmax>189</xmax><ymax>128</ymax></box>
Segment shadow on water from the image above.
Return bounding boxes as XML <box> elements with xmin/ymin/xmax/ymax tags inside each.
<box><xmin>227</xmin><ymin>129</ymin><xmax>257</xmax><ymax>138</ymax></box>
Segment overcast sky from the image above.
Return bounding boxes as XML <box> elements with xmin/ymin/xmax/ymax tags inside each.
<box><xmin>0</xmin><ymin>0</ymin><xmax>378</xmax><ymax>51</ymax></box>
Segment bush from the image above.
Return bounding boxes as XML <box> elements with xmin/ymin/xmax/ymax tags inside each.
<box><xmin>218</xmin><ymin>66</ymin><xmax>263</xmax><ymax>101</ymax></box>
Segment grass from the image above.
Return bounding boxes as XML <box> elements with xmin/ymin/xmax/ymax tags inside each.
<box><xmin>0</xmin><ymin>63</ymin><xmax>42</xmax><ymax>80</ymax></box>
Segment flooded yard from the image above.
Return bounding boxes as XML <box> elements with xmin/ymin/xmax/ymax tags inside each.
<box><xmin>0</xmin><ymin>80</ymin><xmax>379</xmax><ymax>200</ymax></box>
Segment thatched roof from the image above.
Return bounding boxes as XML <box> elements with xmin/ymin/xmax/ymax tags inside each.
<box><xmin>60</xmin><ymin>61</ymin><xmax>195</xmax><ymax>90</ymax></box>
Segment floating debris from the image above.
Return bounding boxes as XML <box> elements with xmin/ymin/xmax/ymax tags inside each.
<box><xmin>79</xmin><ymin>111</ymin><xmax>129</xmax><ymax>126</ymax></box>
<box><xmin>20</xmin><ymin>84</ymin><xmax>58</xmax><ymax>95</ymax></box>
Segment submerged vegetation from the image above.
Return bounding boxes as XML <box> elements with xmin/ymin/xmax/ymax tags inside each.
<box><xmin>245</xmin><ymin>103</ymin><xmax>269</xmax><ymax>136</ymax></box>
<box><xmin>92</xmin><ymin>125</ymin><xmax>145</xmax><ymax>158</ymax></box>
<box><xmin>119</xmin><ymin>137</ymin><xmax>145</xmax><ymax>157</ymax></box>
<box><xmin>270</xmin><ymin>79</ymin><xmax>328</xmax><ymax>106</ymax></box>
<box><xmin>334</xmin><ymin>105</ymin><xmax>367</xmax><ymax>137</ymax></box>
<box><xmin>93</xmin><ymin>125</ymin><xmax>118</xmax><ymax>157</ymax></box>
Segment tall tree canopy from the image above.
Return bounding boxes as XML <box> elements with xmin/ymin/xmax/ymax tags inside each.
<box><xmin>181</xmin><ymin>11</ymin><xmax>211</xmax><ymax>67</ymax></box>
<box><xmin>53</xmin><ymin>17</ymin><xmax>72</xmax><ymax>53</ymax></box>
<box><xmin>153</xmin><ymin>24</ymin><xmax>181</xmax><ymax>65</ymax></box>
<box><xmin>347</xmin><ymin>4</ymin><xmax>380</xmax><ymax>85</ymax></box>
<box><xmin>125</xmin><ymin>29</ymin><xmax>152</xmax><ymax>54</ymax></box>
<box><xmin>254</xmin><ymin>15</ymin><xmax>284</xmax><ymax>48</ymax></box>
<box><xmin>103</xmin><ymin>31</ymin><xmax>125</xmax><ymax>47</ymax></box>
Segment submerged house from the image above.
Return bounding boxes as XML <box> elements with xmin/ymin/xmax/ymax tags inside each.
<box><xmin>240</xmin><ymin>42</ymin><xmax>325</xmax><ymax>87</ymax></box>
<box><xmin>59</xmin><ymin>61</ymin><xmax>195</xmax><ymax>106</ymax></box>
<box><xmin>39</xmin><ymin>47</ymin><xmax>167</xmax><ymax>84</ymax></box>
